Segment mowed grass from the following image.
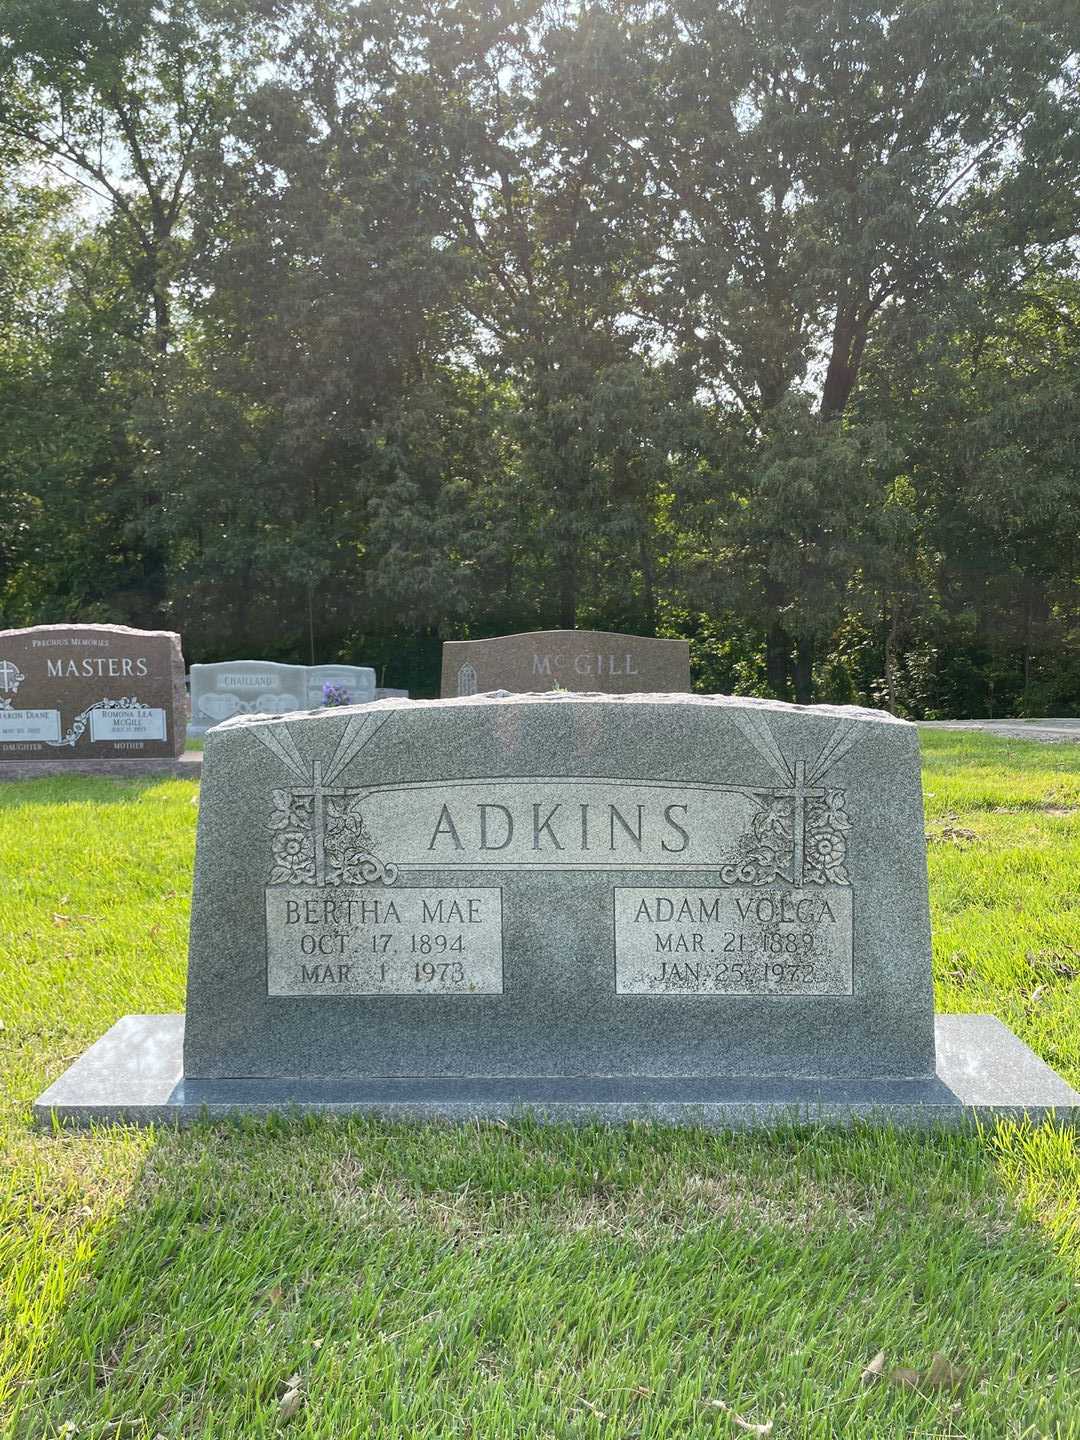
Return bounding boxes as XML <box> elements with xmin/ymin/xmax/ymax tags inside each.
<box><xmin>0</xmin><ymin>733</ymin><xmax>1077</xmax><ymax>1440</ymax></box>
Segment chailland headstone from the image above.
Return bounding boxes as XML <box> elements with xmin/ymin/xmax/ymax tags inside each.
<box><xmin>36</xmin><ymin>691</ymin><xmax>1079</xmax><ymax>1126</ymax></box>
<box><xmin>0</xmin><ymin>623</ymin><xmax>185</xmax><ymax>761</ymax></box>
<box><xmin>441</xmin><ymin>630</ymin><xmax>690</xmax><ymax>697</ymax></box>
<box><xmin>189</xmin><ymin>661</ymin><xmax>376</xmax><ymax>734</ymax></box>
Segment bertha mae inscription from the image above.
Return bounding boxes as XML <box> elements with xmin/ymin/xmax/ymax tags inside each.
<box><xmin>34</xmin><ymin>693</ymin><xmax>1080</xmax><ymax>1126</ymax></box>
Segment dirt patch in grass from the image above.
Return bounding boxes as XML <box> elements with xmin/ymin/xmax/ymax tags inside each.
<box><xmin>990</xmin><ymin>804</ymin><xmax>1079</xmax><ymax>816</ymax></box>
<box><xmin>926</xmin><ymin>824</ymin><xmax>982</xmax><ymax>846</ymax></box>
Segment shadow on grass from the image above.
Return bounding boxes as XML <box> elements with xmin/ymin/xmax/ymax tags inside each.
<box><xmin>6</xmin><ymin>1116</ymin><xmax>1080</xmax><ymax>1440</ymax></box>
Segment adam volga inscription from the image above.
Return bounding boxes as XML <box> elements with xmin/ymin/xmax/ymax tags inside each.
<box><xmin>613</xmin><ymin>887</ymin><xmax>853</xmax><ymax>995</ymax></box>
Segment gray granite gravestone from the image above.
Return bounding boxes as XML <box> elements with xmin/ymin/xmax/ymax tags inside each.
<box><xmin>441</xmin><ymin>630</ymin><xmax>690</xmax><ymax>697</ymax></box>
<box><xmin>306</xmin><ymin>665</ymin><xmax>377</xmax><ymax>708</ymax></box>
<box><xmin>0</xmin><ymin>623</ymin><xmax>185</xmax><ymax>761</ymax></box>
<box><xmin>35</xmin><ymin>692</ymin><xmax>1079</xmax><ymax>1127</ymax></box>
<box><xmin>189</xmin><ymin>661</ymin><xmax>376</xmax><ymax>735</ymax></box>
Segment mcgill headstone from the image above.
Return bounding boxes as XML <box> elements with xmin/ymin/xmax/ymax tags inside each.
<box><xmin>36</xmin><ymin>692</ymin><xmax>1079</xmax><ymax>1126</ymax></box>
<box><xmin>189</xmin><ymin>661</ymin><xmax>376</xmax><ymax>734</ymax></box>
<box><xmin>0</xmin><ymin>623</ymin><xmax>185</xmax><ymax>761</ymax></box>
<box><xmin>441</xmin><ymin>630</ymin><xmax>690</xmax><ymax>697</ymax></box>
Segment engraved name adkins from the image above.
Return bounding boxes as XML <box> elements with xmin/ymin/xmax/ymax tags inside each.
<box><xmin>254</xmin><ymin>706</ymin><xmax>862</xmax><ymax>999</ymax></box>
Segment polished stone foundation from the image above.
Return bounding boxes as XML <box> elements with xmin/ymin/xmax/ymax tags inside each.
<box><xmin>33</xmin><ymin>1013</ymin><xmax>1079</xmax><ymax>1129</ymax></box>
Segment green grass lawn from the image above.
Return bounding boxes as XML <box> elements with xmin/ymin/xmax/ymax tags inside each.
<box><xmin>1</xmin><ymin>732</ymin><xmax>1078</xmax><ymax>1439</ymax></box>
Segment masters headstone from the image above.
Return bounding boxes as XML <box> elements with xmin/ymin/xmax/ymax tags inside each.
<box><xmin>0</xmin><ymin>623</ymin><xmax>185</xmax><ymax>761</ymax></box>
<box><xmin>35</xmin><ymin>692</ymin><xmax>1079</xmax><ymax>1126</ymax></box>
<box><xmin>441</xmin><ymin>629</ymin><xmax>690</xmax><ymax>697</ymax></box>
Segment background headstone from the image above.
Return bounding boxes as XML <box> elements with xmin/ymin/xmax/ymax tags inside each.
<box><xmin>306</xmin><ymin>664</ymin><xmax>376</xmax><ymax>708</ymax></box>
<box><xmin>376</xmin><ymin>687</ymin><xmax>410</xmax><ymax>700</ymax></box>
<box><xmin>189</xmin><ymin>661</ymin><xmax>307</xmax><ymax>734</ymax></box>
<box><xmin>0</xmin><ymin>623</ymin><xmax>185</xmax><ymax>760</ymax></box>
<box><xmin>440</xmin><ymin>629</ymin><xmax>691</xmax><ymax>697</ymax></box>
<box><xmin>189</xmin><ymin>661</ymin><xmax>377</xmax><ymax>734</ymax></box>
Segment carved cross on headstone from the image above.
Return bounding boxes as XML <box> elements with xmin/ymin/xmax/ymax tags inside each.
<box><xmin>0</xmin><ymin>660</ymin><xmax>24</xmax><ymax>692</ymax></box>
<box><xmin>288</xmin><ymin>761</ymin><xmax>350</xmax><ymax>887</ymax></box>
<box><xmin>769</xmin><ymin>759</ymin><xmax>825</xmax><ymax>885</ymax></box>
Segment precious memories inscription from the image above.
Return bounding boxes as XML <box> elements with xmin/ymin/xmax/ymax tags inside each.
<box><xmin>250</xmin><ymin>705</ymin><xmax>862</xmax><ymax>1001</ymax></box>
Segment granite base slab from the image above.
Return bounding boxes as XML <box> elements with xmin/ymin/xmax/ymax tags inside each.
<box><xmin>0</xmin><ymin>752</ymin><xmax>202</xmax><ymax>781</ymax></box>
<box><xmin>33</xmin><ymin>1014</ymin><xmax>1079</xmax><ymax>1130</ymax></box>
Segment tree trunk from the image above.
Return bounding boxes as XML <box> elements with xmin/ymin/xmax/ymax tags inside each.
<box><xmin>884</xmin><ymin>604</ymin><xmax>898</xmax><ymax>714</ymax></box>
<box><xmin>793</xmin><ymin>635</ymin><xmax>814</xmax><ymax>705</ymax></box>
<box><xmin>152</xmin><ymin>282</ymin><xmax>170</xmax><ymax>356</ymax></box>
<box><xmin>639</xmin><ymin>533</ymin><xmax>657</xmax><ymax>635</ymax></box>
<box><xmin>557</xmin><ymin>546</ymin><xmax>577</xmax><ymax>630</ymax></box>
<box><xmin>766</xmin><ymin>621</ymin><xmax>790</xmax><ymax>700</ymax></box>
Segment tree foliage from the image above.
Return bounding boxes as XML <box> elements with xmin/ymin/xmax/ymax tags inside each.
<box><xmin>1</xmin><ymin>0</ymin><xmax>1078</xmax><ymax>711</ymax></box>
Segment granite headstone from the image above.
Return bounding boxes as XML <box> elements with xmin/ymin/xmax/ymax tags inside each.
<box><xmin>189</xmin><ymin>661</ymin><xmax>376</xmax><ymax>734</ymax></box>
<box><xmin>36</xmin><ymin>692</ymin><xmax>1079</xmax><ymax>1126</ymax></box>
<box><xmin>306</xmin><ymin>665</ymin><xmax>376</xmax><ymax>709</ymax></box>
<box><xmin>0</xmin><ymin>623</ymin><xmax>185</xmax><ymax>761</ymax></box>
<box><xmin>441</xmin><ymin>630</ymin><xmax>690</xmax><ymax>697</ymax></box>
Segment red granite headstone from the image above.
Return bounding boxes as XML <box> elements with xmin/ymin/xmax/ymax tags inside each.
<box><xmin>0</xmin><ymin>623</ymin><xmax>186</xmax><ymax>761</ymax></box>
<box><xmin>440</xmin><ymin>629</ymin><xmax>691</xmax><ymax>697</ymax></box>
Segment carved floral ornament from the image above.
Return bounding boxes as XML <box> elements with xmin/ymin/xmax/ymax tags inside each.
<box><xmin>253</xmin><ymin>706</ymin><xmax>865</xmax><ymax>889</ymax></box>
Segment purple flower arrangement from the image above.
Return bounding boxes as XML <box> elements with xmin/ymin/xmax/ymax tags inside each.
<box><xmin>321</xmin><ymin>682</ymin><xmax>352</xmax><ymax>708</ymax></box>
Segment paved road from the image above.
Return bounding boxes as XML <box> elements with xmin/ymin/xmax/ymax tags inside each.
<box><xmin>919</xmin><ymin>718</ymin><xmax>1080</xmax><ymax>744</ymax></box>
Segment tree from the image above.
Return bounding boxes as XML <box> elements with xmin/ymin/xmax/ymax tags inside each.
<box><xmin>0</xmin><ymin>0</ymin><xmax>238</xmax><ymax>355</ymax></box>
<box><xmin>141</xmin><ymin>0</ymin><xmax>481</xmax><ymax>663</ymax></box>
<box><xmin>636</xmin><ymin>0</ymin><xmax>1080</xmax><ymax>698</ymax></box>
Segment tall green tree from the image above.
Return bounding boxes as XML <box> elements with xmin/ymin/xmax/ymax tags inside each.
<box><xmin>637</xmin><ymin>0</ymin><xmax>1080</xmax><ymax>698</ymax></box>
<box><xmin>0</xmin><ymin>0</ymin><xmax>239</xmax><ymax>355</ymax></box>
